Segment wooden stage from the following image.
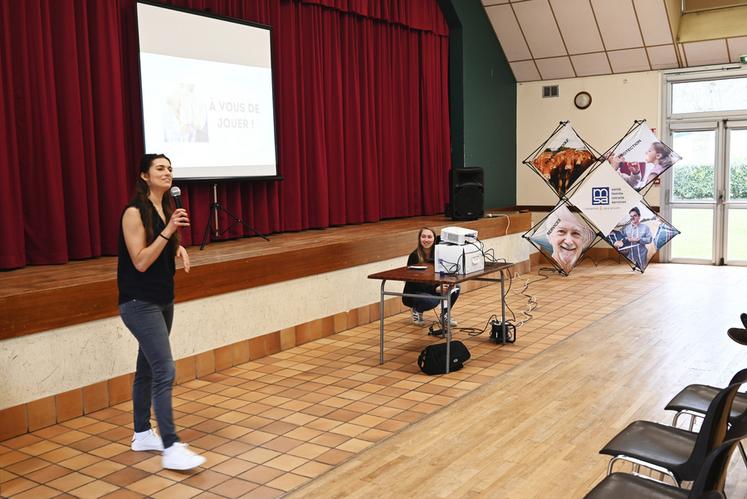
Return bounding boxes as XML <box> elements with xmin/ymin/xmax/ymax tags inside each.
<box><xmin>0</xmin><ymin>212</ymin><xmax>531</xmax><ymax>340</ymax></box>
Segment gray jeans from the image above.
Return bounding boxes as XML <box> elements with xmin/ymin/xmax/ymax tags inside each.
<box><xmin>119</xmin><ymin>299</ymin><xmax>179</xmax><ymax>449</ymax></box>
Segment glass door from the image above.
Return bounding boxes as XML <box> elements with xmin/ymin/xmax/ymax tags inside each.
<box><xmin>662</xmin><ymin>70</ymin><xmax>747</xmax><ymax>266</ymax></box>
<box><xmin>667</xmin><ymin>122</ymin><xmax>720</xmax><ymax>263</ymax></box>
<box><xmin>725</xmin><ymin>124</ymin><xmax>747</xmax><ymax>264</ymax></box>
<box><xmin>665</xmin><ymin>121</ymin><xmax>747</xmax><ymax>264</ymax></box>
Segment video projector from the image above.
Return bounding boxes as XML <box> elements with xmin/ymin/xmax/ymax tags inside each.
<box><xmin>439</xmin><ymin>226</ymin><xmax>477</xmax><ymax>246</ymax></box>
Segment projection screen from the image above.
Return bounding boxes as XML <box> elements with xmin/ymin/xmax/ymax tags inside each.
<box><xmin>136</xmin><ymin>1</ymin><xmax>279</xmax><ymax>180</ymax></box>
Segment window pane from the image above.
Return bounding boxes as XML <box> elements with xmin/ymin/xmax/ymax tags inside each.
<box><xmin>727</xmin><ymin>209</ymin><xmax>747</xmax><ymax>261</ymax></box>
<box><xmin>672</xmin><ymin>78</ymin><xmax>747</xmax><ymax>114</ymax></box>
<box><xmin>670</xmin><ymin>208</ymin><xmax>713</xmax><ymax>260</ymax></box>
<box><xmin>671</xmin><ymin>131</ymin><xmax>715</xmax><ymax>201</ymax></box>
<box><xmin>730</xmin><ymin>129</ymin><xmax>747</xmax><ymax>201</ymax></box>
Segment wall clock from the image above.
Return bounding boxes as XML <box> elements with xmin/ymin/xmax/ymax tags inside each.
<box><xmin>574</xmin><ymin>91</ymin><xmax>592</xmax><ymax>110</ymax></box>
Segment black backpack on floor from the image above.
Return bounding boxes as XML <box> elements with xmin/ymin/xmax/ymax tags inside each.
<box><xmin>418</xmin><ymin>341</ymin><xmax>470</xmax><ymax>375</ymax></box>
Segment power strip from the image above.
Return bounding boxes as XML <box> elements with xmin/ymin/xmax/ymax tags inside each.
<box><xmin>490</xmin><ymin>320</ymin><xmax>516</xmax><ymax>343</ymax></box>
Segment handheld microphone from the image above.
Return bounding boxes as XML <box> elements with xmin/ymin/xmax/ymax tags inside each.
<box><xmin>170</xmin><ymin>186</ymin><xmax>183</xmax><ymax>209</ymax></box>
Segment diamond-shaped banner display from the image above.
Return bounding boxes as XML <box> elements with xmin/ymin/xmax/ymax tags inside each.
<box><xmin>603</xmin><ymin>202</ymin><xmax>680</xmax><ymax>272</ymax></box>
<box><xmin>569</xmin><ymin>159</ymin><xmax>641</xmax><ymax>236</ymax></box>
<box><xmin>523</xmin><ymin>121</ymin><xmax>599</xmax><ymax>198</ymax></box>
<box><xmin>523</xmin><ymin>201</ymin><xmax>599</xmax><ymax>276</ymax></box>
<box><xmin>604</xmin><ymin>120</ymin><xmax>681</xmax><ymax>192</ymax></box>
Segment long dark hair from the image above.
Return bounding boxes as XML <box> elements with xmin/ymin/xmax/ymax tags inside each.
<box><xmin>415</xmin><ymin>227</ymin><xmax>436</xmax><ymax>263</ymax></box>
<box><xmin>130</xmin><ymin>153</ymin><xmax>179</xmax><ymax>255</ymax></box>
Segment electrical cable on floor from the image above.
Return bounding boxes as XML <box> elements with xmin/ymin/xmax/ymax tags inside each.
<box><xmin>509</xmin><ymin>271</ymin><xmax>545</xmax><ymax>328</ymax></box>
<box><xmin>493</xmin><ymin>267</ymin><xmax>552</xmax><ymax>334</ymax></box>
<box><xmin>435</xmin><ymin>266</ymin><xmax>549</xmax><ymax>339</ymax></box>
<box><xmin>425</xmin><ymin>254</ymin><xmax>555</xmax><ymax>340</ymax></box>
<box><xmin>437</xmin><ymin>313</ymin><xmax>498</xmax><ymax>337</ymax></box>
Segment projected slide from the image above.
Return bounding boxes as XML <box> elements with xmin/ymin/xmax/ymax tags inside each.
<box><xmin>137</xmin><ymin>2</ymin><xmax>278</xmax><ymax>180</ymax></box>
<box><xmin>140</xmin><ymin>53</ymin><xmax>276</xmax><ymax>177</ymax></box>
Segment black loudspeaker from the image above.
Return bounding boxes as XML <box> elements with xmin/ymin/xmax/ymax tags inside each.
<box><xmin>449</xmin><ymin>167</ymin><xmax>484</xmax><ymax>221</ymax></box>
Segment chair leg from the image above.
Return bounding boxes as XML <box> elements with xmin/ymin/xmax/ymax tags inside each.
<box><xmin>607</xmin><ymin>457</ymin><xmax>620</xmax><ymax>476</ymax></box>
<box><xmin>672</xmin><ymin>411</ymin><xmax>682</xmax><ymax>428</ymax></box>
<box><xmin>607</xmin><ymin>455</ymin><xmax>680</xmax><ymax>486</ymax></box>
<box><xmin>689</xmin><ymin>413</ymin><xmax>696</xmax><ymax>431</ymax></box>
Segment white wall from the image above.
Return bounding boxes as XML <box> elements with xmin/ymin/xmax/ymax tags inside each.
<box><xmin>516</xmin><ymin>71</ymin><xmax>663</xmax><ymax>206</ymax></box>
<box><xmin>0</xmin><ymin>233</ymin><xmax>531</xmax><ymax>409</ymax></box>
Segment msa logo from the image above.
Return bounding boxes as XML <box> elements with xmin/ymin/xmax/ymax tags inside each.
<box><xmin>591</xmin><ymin>187</ymin><xmax>610</xmax><ymax>205</ymax></box>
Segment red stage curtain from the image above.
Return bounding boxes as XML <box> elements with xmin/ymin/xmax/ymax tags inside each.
<box><xmin>0</xmin><ymin>0</ymin><xmax>450</xmax><ymax>270</ymax></box>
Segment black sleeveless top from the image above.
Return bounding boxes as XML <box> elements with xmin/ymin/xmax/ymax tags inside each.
<box><xmin>117</xmin><ymin>203</ymin><xmax>176</xmax><ymax>305</ymax></box>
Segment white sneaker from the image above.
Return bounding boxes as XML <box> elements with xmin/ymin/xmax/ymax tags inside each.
<box><xmin>131</xmin><ymin>429</ymin><xmax>164</xmax><ymax>452</ymax></box>
<box><xmin>411</xmin><ymin>308</ymin><xmax>425</xmax><ymax>326</ymax></box>
<box><xmin>162</xmin><ymin>443</ymin><xmax>206</xmax><ymax>471</ymax></box>
<box><xmin>440</xmin><ymin>312</ymin><xmax>458</xmax><ymax>328</ymax></box>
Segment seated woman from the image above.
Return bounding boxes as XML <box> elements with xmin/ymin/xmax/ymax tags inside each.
<box><xmin>402</xmin><ymin>227</ymin><xmax>460</xmax><ymax>327</ymax></box>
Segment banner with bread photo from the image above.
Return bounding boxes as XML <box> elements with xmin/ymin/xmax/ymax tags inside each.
<box><xmin>523</xmin><ymin>121</ymin><xmax>599</xmax><ymax>198</ymax></box>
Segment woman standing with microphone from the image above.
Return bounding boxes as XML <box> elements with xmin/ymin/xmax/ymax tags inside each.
<box><xmin>117</xmin><ymin>153</ymin><xmax>205</xmax><ymax>470</ymax></box>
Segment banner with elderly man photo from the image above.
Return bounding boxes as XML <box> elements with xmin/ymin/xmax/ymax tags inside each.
<box><xmin>523</xmin><ymin>121</ymin><xmax>599</xmax><ymax>198</ymax></box>
<box><xmin>603</xmin><ymin>120</ymin><xmax>681</xmax><ymax>192</ymax></box>
<box><xmin>523</xmin><ymin>202</ymin><xmax>598</xmax><ymax>276</ymax></box>
<box><xmin>603</xmin><ymin>202</ymin><xmax>680</xmax><ymax>272</ymax></box>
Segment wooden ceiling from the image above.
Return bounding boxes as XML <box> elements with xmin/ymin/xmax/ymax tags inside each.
<box><xmin>483</xmin><ymin>0</ymin><xmax>747</xmax><ymax>81</ymax></box>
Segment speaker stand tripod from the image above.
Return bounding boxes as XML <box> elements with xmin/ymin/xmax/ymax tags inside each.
<box><xmin>199</xmin><ymin>183</ymin><xmax>269</xmax><ymax>250</ymax></box>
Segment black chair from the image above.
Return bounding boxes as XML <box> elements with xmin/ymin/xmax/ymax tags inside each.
<box><xmin>665</xmin><ymin>368</ymin><xmax>747</xmax><ymax>467</ymax></box>
<box><xmin>726</xmin><ymin>314</ymin><xmax>747</xmax><ymax>345</ymax></box>
<box><xmin>599</xmin><ymin>374</ymin><xmax>747</xmax><ymax>485</ymax></box>
<box><xmin>585</xmin><ymin>437</ymin><xmax>743</xmax><ymax>498</ymax></box>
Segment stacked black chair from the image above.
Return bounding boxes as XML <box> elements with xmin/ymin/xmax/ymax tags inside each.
<box><xmin>585</xmin><ymin>437</ymin><xmax>742</xmax><ymax>498</ymax></box>
<box><xmin>726</xmin><ymin>313</ymin><xmax>747</xmax><ymax>345</ymax></box>
<box><xmin>665</xmin><ymin>368</ymin><xmax>747</xmax><ymax>467</ymax></box>
<box><xmin>598</xmin><ymin>373</ymin><xmax>747</xmax><ymax>486</ymax></box>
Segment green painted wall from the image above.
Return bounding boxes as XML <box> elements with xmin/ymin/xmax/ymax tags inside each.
<box><xmin>439</xmin><ymin>0</ymin><xmax>516</xmax><ymax>208</ymax></box>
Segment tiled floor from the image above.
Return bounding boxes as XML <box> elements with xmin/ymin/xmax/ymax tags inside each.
<box><xmin>0</xmin><ymin>262</ymin><xmax>658</xmax><ymax>498</ymax></box>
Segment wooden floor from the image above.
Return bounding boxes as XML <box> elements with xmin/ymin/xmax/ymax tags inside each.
<box><xmin>2</xmin><ymin>261</ymin><xmax>746</xmax><ymax>498</ymax></box>
<box><xmin>291</xmin><ymin>262</ymin><xmax>747</xmax><ymax>498</ymax></box>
